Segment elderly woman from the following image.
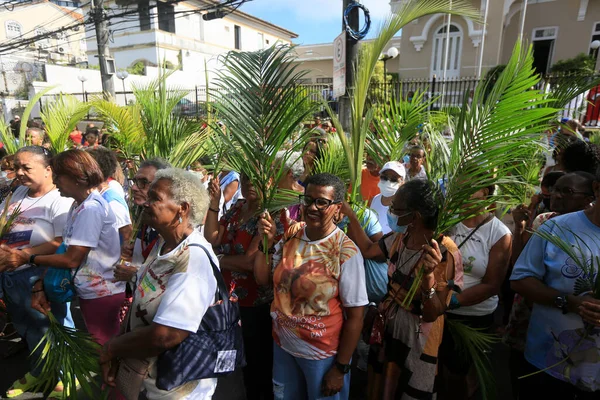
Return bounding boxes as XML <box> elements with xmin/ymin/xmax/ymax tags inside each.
<box><xmin>404</xmin><ymin>146</ymin><xmax>427</xmax><ymax>181</ymax></box>
<box><xmin>0</xmin><ymin>146</ymin><xmax>74</xmax><ymax>399</ymax></box>
<box><xmin>100</xmin><ymin>168</ymin><xmax>219</xmax><ymax>399</ymax></box>
<box><xmin>343</xmin><ymin>179</ymin><xmax>462</xmax><ymax>400</ymax></box>
<box><xmin>7</xmin><ymin>150</ymin><xmax>124</xmax><ymax>347</ymax></box>
<box><xmin>255</xmin><ymin>173</ymin><xmax>368</xmax><ymax>400</ymax></box>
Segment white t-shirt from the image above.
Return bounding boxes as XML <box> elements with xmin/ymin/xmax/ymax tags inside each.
<box><xmin>404</xmin><ymin>163</ymin><xmax>427</xmax><ymax>181</ymax></box>
<box><xmin>64</xmin><ymin>191</ymin><xmax>124</xmax><ymax>300</ymax></box>
<box><xmin>370</xmin><ymin>194</ymin><xmax>391</xmax><ymax>234</ymax></box>
<box><xmin>448</xmin><ymin>217</ymin><xmax>511</xmax><ymax>316</ymax></box>
<box><xmin>1</xmin><ymin>187</ymin><xmax>73</xmax><ymax>271</ymax></box>
<box><xmin>134</xmin><ymin>230</ymin><xmax>218</xmax><ymax>399</ymax></box>
<box><xmin>108</xmin><ymin>179</ymin><xmax>126</xmax><ymax>199</ymax></box>
<box><xmin>100</xmin><ymin>186</ymin><xmax>132</xmax><ymax>230</ymax></box>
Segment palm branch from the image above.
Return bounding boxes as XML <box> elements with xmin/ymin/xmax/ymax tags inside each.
<box><xmin>312</xmin><ymin>135</ymin><xmax>350</xmax><ymax>183</ymax></box>
<box><xmin>168</xmin><ymin>129</ymin><xmax>211</xmax><ymax>168</ymax></box>
<box><xmin>41</xmin><ymin>94</ymin><xmax>91</xmax><ymax>152</ymax></box>
<box><xmin>328</xmin><ymin>0</ymin><xmax>480</xmax><ymax>202</ymax></box>
<box><xmin>446</xmin><ymin>319</ymin><xmax>500</xmax><ymax>400</ymax></box>
<box><xmin>0</xmin><ymin>118</ymin><xmax>19</xmax><ymax>154</ymax></box>
<box><xmin>90</xmin><ymin>98</ymin><xmax>146</xmax><ymax>159</ymax></box>
<box><xmin>19</xmin><ymin>86</ymin><xmax>55</xmax><ymax>145</ymax></box>
<box><xmin>132</xmin><ymin>69</ymin><xmax>202</xmax><ymax>161</ymax></box>
<box><xmin>0</xmin><ymin>192</ymin><xmax>21</xmax><ymax>237</ymax></box>
<box><xmin>32</xmin><ymin>312</ymin><xmax>108</xmax><ymax>399</ymax></box>
<box><xmin>212</xmin><ymin>44</ymin><xmax>319</xmax><ymax>213</ymax></box>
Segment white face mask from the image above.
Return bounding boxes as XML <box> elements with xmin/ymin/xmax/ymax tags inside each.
<box><xmin>0</xmin><ymin>171</ymin><xmax>13</xmax><ymax>185</ymax></box>
<box><xmin>378</xmin><ymin>179</ymin><xmax>401</xmax><ymax>198</ymax></box>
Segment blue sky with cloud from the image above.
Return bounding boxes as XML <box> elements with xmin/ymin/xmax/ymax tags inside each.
<box><xmin>239</xmin><ymin>0</ymin><xmax>394</xmax><ymax>45</ymax></box>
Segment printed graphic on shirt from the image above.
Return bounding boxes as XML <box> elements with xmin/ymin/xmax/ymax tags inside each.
<box><xmin>1</xmin><ymin>230</ymin><xmax>32</xmax><ymax>247</ymax></box>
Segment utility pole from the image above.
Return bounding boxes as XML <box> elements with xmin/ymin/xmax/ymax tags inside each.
<box><xmin>92</xmin><ymin>0</ymin><xmax>115</xmax><ymax>98</ymax></box>
<box><xmin>339</xmin><ymin>0</ymin><xmax>358</xmax><ymax>133</ymax></box>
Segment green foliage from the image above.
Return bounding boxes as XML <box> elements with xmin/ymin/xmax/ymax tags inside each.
<box><xmin>550</xmin><ymin>53</ymin><xmax>596</xmax><ymax>75</ymax></box>
<box><xmin>212</xmin><ymin>44</ymin><xmax>319</xmax><ymax>213</ymax></box>
<box><xmin>0</xmin><ymin>118</ymin><xmax>19</xmax><ymax>154</ymax></box>
<box><xmin>312</xmin><ymin>135</ymin><xmax>350</xmax><ymax>183</ymax></box>
<box><xmin>32</xmin><ymin>312</ymin><xmax>108</xmax><ymax>399</ymax></box>
<box><xmin>41</xmin><ymin>94</ymin><xmax>91</xmax><ymax>152</ymax></box>
<box><xmin>127</xmin><ymin>61</ymin><xmax>145</xmax><ymax>76</ymax></box>
<box><xmin>20</xmin><ymin>86</ymin><xmax>55</xmax><ymax>143</ymax></box>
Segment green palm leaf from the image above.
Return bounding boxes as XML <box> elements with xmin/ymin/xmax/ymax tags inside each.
<box><xmin>0</xmin><ymin>118</ymin><xmax>18</xmax><ymax>154</ymax></box>
<box><xmin>168</xmin><ymin>128</ymin><xmax>211</xmax><ymax>168</ymax></box>
<box><xmin>90</xmin><ymin>98</ymin><xmax>146</xmax><ymax>159</ymax></box>
<box><xmin>41</xmin><ymin>94</ymin><xmax>91</xmax><ymax>152</ymax></box>
<box><xmin>212</xmin><ymin>44</ymin><xmax>319</xmax><ymax>212</ymax></box>
<box><xmin>20</xmin><ymin>86</ymin><xmax>55</xmax><ymax>145</ymax></box>
<box><xmin>312</xmin><ymin>135</ymin><xmax>350</xmax><ymax>183</ymax></box>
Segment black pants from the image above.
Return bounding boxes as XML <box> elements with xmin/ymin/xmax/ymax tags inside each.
<box><xmin>518</xmin><ymin>361</ymin><xmax>599</xmax><ymax>400</ymax></box>
<box><xmin>240</xmin><ymin>303</ymin><xmax>274</xmax><ymax>400</ymax></box>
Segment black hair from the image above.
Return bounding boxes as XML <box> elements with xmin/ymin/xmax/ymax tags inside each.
<box><xmin>396</xmin><ymin>179</ymin><xmax>439</xmax><ymax>230</ymax></box>
<box><xmin>541</xmin><ymin>171</ymin><xmax>566</xmax><ymax>188</ymax></box>
<box><xmin>302</xmin><ymin>139</ymin><xmax>325</xmax><ymax>162</ymax></box>
<box><xmin>16</xmin><ymin>145</ymin><xmax>53</xmax><ymax>167</ymax></box>
<box><xmin>139</xmin><ymin>158</ymin><xmax>171</xmax><ymax>171</ymax></box>
<box><xmin>560</xmin><ymin>171</ymin><xmax>595</xmax><ymax>196</ymax></box>
<box><xmin>85</xmin><ymin>127</ymin><xmax>100</xmax><ymax>136</ymax></box>
<box><xmin>304</xmin><ymin>173</ymin><xmax>346</xmax><ymax>203</ymax></box>
<box><xmin>552</xmin><ymin>134</ymin><xmax>578</xmax><ymax>161</ymax></box>
<box><xmin>563</xmin><ymin>140</ymin><xmax>600</xmax><ymax>175</ymax></box>
<box><xmin>409</xmin><ymin>145</ymin><xmax>426</xmax><ymax>157</ymax></box>
<box><xmin>86</xmin><ymin>147</ymin><xmax>118</xmax><ymax>181</ymax></box>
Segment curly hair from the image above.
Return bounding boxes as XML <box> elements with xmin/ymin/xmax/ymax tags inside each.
<box><xmin>276</xmin><ymin>151</ymin><xmax>304</xmax><ymax>180</ymax></box>
<box><xmin>396</xmin><ymin>179</ymin><xmax>439</xmax><ymax>230</ymax></box>
<box><xmin>154</xmin><ymin>168</ymin><xmax>209</xmax><ymax>227</ymax></box>
<box><xmin>86</xmin><ymin>147</ymin><xmax>118</xmax><ymax>181</ymax></box>
<box><xmin>562</xmin><ymin>140</ymin><xmax>600</xmax><ymax>175</ymax></box>
<box><xmin>304</xmin><ymin>173</ymin><xmax>346</xmax><ymax>203</ymax></box>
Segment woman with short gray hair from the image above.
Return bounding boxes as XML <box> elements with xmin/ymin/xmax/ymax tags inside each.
<box><xmin>100</xmin><ymin>168</ymin><xmax>220</xmax><ymax>399</ymax></box>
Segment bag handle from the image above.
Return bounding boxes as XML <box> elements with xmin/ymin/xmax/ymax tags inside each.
<box><xmin>187</xmin><ymin>244</ymin><xmax>229</xmax><ymax>305</ymax></box>
<box><xmin>457</xmin><ymin>213</ymin><xmax>493</xmax><ymax>250</ymax></box>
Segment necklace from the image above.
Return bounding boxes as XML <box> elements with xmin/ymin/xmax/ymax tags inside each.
<box><xmin>17</xmin><ymin>185</ymin><xmax>56</xmax><ymax>214</ymax></box>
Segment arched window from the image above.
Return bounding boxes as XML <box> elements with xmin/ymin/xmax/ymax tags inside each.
<box><xmin>431</xmin><ymin>23</ymin><xmax>463</xmax><ymax>78</ymax></box>
<box><xmin>5</xmin><ymin>21</ymin><xmax>22</xmax><ymax>38</ymax></box>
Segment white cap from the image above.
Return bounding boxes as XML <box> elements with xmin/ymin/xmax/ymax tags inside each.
<box><xmin>380</xmin><ymin>161</ymin><xmax>406</xmax><ymax>179</ymax></box>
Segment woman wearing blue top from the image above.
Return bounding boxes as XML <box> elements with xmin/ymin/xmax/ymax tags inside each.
<box><xmin>218</xmin><ymin>170</ymin><xmax>242</xmax><ymax>213</ymax></box>
<box><xmin>511</xmin><ymin>177</ymin><xmax>600</xmax><ymax>399</ymax></box>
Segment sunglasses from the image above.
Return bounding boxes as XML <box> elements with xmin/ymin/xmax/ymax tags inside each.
<box><xmin>380</xmin><ymin>176</ymin><xmax>402</xmax><ymax>183</ymax></box>
<box><xmin>299</xmin><ymin>195</ymin><xmax>340</xmax><ymax>211</ymax></box>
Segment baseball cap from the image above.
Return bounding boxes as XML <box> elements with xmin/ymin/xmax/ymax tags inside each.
<box><xmin>380</xmin><ymin>161</ymin><xmax>406</xmax><ymax>179</ymax></box>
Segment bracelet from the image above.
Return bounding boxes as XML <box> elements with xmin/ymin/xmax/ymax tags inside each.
<box><xmin>448</xmin><ymin>292</ymin><xmax>461</xmax><ymax>310</ymax></box>
<box><xmin>421</xmin><ymin>286</ymin><xmax>436</xmax><ymax>301</ymax></box>
<box><xmin>258</xmin><ymin>242</ymin><xmax>275</xmax><ymax>255</ymax></box>
<box><xmin>208</xmin><ymin>207</ymin><xmax>219</xmax><ymax>213</ymax></box>
<box><xmin>29</xmin><ymin>254</ymin><xmax>38</xmax><ymax>265</ymax></box>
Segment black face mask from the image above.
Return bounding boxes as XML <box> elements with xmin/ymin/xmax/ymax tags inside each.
<box><xmin>542</xmin><ymin>197</ymin><xmax>551</xmax><ymax>210</ymax></box>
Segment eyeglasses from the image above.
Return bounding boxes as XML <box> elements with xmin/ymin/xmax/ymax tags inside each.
<box><xmin>380</xmin><ymin>176</ymin><xmax>402</xmax><ymax>183</ymax></box>
<box><xmin>410</xmin><ymin>154</ymin><xmax>424</xmax><ymax>159</ymax></box>
<box><xmin>299</xmin><ymin>195</ymin><xmax>339</xmax><ymax>210</ymax></box>
<box><xmin>131</xmin><ymin>178</ymin><xmax>151</xmax><ymax>189</ymax></box>
<box><xmin>550</xmin><ymin>187</ymin><xmax>593</xmax><ymax>197</ymax></box>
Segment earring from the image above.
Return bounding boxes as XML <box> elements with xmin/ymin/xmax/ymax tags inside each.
<box><xmin>178</xmin><ymin>216</ymin><xmax>183</xmax><ymax>224</ymax></box>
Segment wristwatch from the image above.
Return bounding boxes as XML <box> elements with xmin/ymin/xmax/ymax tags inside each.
<box><xmin>335</xmin><ymin>361</ymin><xmax>351</xmax><ymax>374</ymax></box>
<box><xmin>29</xmin><ymin>254</ymin><xmax>38</xmax><ymax>265</ymax></box>
<box><xmin>554</xmin><ymin>295</ymin><xmax>569</xmax><ymax>314</ymax></box>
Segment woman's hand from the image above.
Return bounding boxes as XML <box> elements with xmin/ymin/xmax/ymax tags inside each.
<box><xmin>321</xmin><ymin>367</ymin><xmax>344</xmax><ymax>397</ymax></box>
<box><xmin>114</xmin><ymin>262</ymin><xmax>137</xmax><ymax>282</ymax></box>
<box><xmin>120</xmin><ymin>243</ymin><xmax>134</xmax><ymax>262</ymax></box>
<box><xmin>421</xmin><ymin>239</ymin><xmax>442</xmax><ymax>289</ymax></box>
<box><xmin>0</xmin><ymin>245</ymin><xmax>29</xmax><ymax>272</ymax></box>
<box><xmin>100</xmin><ymin>339</ymin><xmax>119</xmax><ymax>387</ymax></box>
<box><xmin>512</xmin><ymin>204</ymin><xmax>530</xmax><ymax>232</ymax></box>
<box><xmin>340</xmin><ymin>201</ymin><xmax>353</xmax><ymax>218</ymax></box>
<box><xmin>31</xmin><ymin>290</ymin><xmax>51</xmax><ymax>315</ymax></box>
<box><xmin>257</xmin><ymin>212</ymin><xmax>276</xmax><ymax>246</ymax></box>
<box><xmin>208</xmin><ymin>177</ymin><xmax>221</xmax><ymax>209</ymax></box>
<box><xmin>579</xmin><ymin>298</ymin><xmax>600</xmax><ymax>327</ymax></box>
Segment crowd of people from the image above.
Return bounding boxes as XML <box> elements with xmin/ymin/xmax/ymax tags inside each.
<box><xmin>0</xmin><ymin>115</ymin><xmax>598</xmax><ymax>400</ymax></box>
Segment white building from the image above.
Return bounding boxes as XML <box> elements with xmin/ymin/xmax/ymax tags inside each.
<box><xmin>84</xmin><ymin>0</ymin><xmax>298</xmax><ymax>83</ymax></box>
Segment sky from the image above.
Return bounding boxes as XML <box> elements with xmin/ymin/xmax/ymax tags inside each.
<box><xmin>239</xmin><ymin>0</ymin><xmax>394</xmax><ymax>45</ymax></box>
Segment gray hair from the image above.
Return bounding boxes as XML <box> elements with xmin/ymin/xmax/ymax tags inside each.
<box><xmin>154</xmin><ymin>168</ymin><xmax>208</xmax><ymax>226</ymax></box>
<box><xmin>276</xmin><ymin>151</ymin><xmax>304</xmax><ymax>180</ymax></box>
<box><xmin>140</xmin><ymin>158</ymin><xmax>171</xmax><ymax>171</ymax></box>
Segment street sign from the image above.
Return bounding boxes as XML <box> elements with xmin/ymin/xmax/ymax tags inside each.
<box><xmin>333</xmin><ymin>32</ymin><xmax>346</xmax><ymax>98</ymax></box>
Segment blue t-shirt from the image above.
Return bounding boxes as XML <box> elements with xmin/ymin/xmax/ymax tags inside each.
<box><xmin>511</xmin><ymin>211</ymin><xmax>600</xmax><ymax>392</ymax></box>
<box><xmin>339</xmin><ymin>208</ymin><xmax>388</xmax><ymax>303</ymax></box>
<box><xmin>219</xmin><ymin>171</ymin><xmax>242</xmax><ymax>213</ymax></box>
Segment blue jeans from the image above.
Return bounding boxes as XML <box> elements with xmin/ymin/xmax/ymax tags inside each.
<box><xmin>1</xmin><ymin>266</ymin><xmax>73</xmax><ymax>376</ymax></box>
<box><xmin>272</xmin><ymin>343</ymin><xmax>350</xmax><ymax>400</ymax></box>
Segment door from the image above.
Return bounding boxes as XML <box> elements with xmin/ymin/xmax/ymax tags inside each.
<box><xmin>532</xmin><ymin>39</ymin><xmax>554</xmax><ymax>75</ymax></box>
<box><xmin>431</xmin><ymin>24</ymin><xmax>462</xmax><ymax>78</ymax></box>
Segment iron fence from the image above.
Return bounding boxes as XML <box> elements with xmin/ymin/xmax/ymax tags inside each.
<box><xmin>38</xmin><ymin>76</ymin><xmax>600</xmax><ymax>124</ymax></box>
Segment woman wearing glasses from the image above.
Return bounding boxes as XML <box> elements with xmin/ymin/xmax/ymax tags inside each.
<box><xmin>341</xmin><ymin>179</ymin><xmax>462</xmax><ymax>400</ymax></box>
<box><xmin>404</xmin><ymin>146</ymin><xmax>427</xmax><ymax>181</ymax></box>
<box><xmin>255</xmin><ymin>173</ymin><xmax>368</xmax><ymax>400</ymax></box>
<box><xmin>205</xmin><ymin>173</ymin><xmax>289</xmax><ymax>400</ymax></box>
<box><xmin>370</xmin><ymin>161</ymin><xmax>406</xmax><ymax>235</ymax></box>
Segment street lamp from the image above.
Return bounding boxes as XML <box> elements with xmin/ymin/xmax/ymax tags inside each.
<box><xmin>116</xmin><ymin>70</ymin><xmax>129</xmax><ymax>104</ymax></box>
<box><xmin>591</xmin><ymin>40</ymin><xmax>600</xmax><ymax>59</ymax></box>
<box><xmin>77</xmin><ymin>75</ymin><xmax>87</xmax><ymax>102</ymax></box>
<box><xmin>380</xmin><ymin>46</ymin><xmax>399</xmax><ymax>78</ymax></box>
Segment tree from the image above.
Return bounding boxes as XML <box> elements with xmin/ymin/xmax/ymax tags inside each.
<box><xmin>550</xmin><ymin>53</ymin><xmax>596</xmax><ymax>75</ymax></box>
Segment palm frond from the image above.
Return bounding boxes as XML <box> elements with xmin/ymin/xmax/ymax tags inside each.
<box><xmin>90</xmin><ymin>98</ymin><xmax>146</xmax><ymax>159</ymax></box>
<box><xmin>41</xmin><ymin>94</ymin><xmax>91</xmax><ymax>152</ymax></box>
<box><xmin>212</xmin><ymin>44</ymin><xmax>319</xmax><ymax>212</ymax></box>
<box><xmin>0</xmin><ymin>118</ymin><xmax>18</xmax><ymax>154</ymax></box>
<box><xmin>20</xmin><ymin>86</ymin><xmax>55</xmax><ymax>144</ymax></box>
<box><xmin>312</xmin><ymin>135</ymin><xmax>350</xmax><ymax>183</ymax></box>
<box><xmin>32</xmin><ymin>312</ymin><xmax>106</xmax><ymax>399</ymax></box>
<box><xmin>168</xmin><ymin>129</ymin><xmax>211</xmax><ymax>168</ymax></box>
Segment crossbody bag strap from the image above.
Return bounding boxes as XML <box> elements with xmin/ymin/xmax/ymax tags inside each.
<box><xmin>187</xmin><ymin>244</ymin><xmax>228</xmax><ymax>304</ymax></box>
<box><xmin>457</xmin><ymin>213</ymin><xmax>494</xmax><ymax>249</ymax></box>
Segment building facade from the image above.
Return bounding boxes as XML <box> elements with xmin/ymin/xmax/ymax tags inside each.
<box><xmin>391</xmin><ymin>0</ymin><xmax>600</xmax><ymax>79</ymax></box>
<box><xmin>84</xmin><ymin>0</ymin><xmax>297</xmax><ymax>82</ymax></box>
